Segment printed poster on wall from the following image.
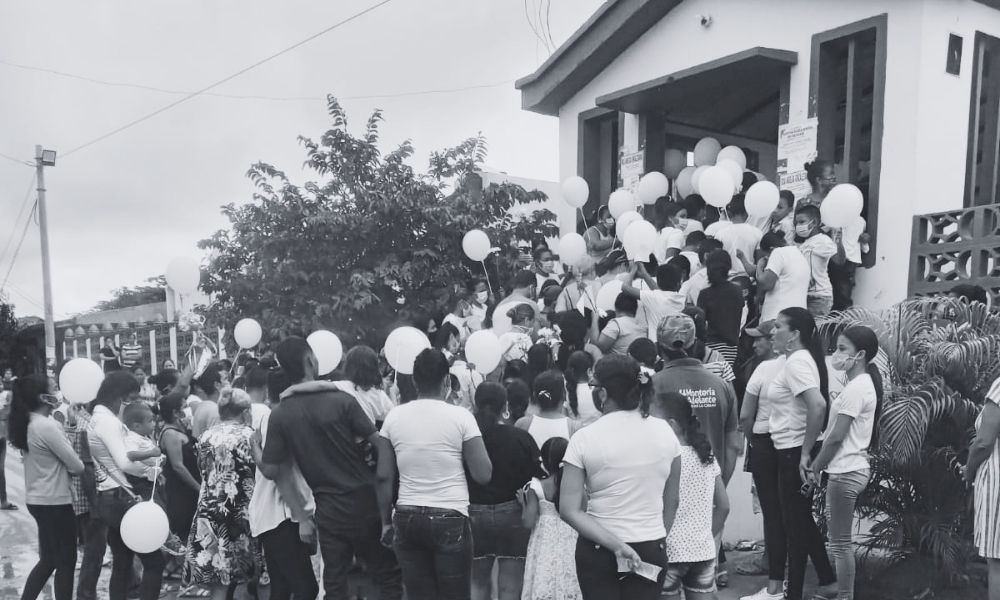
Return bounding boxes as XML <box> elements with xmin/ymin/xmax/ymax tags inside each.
<box><xmin>619</xmin><ymin>148</ymin><xmax>645</xmax><ymax>195</ymax></box>
<box><xmin>777</xmin><ymin>118</ymin><xmax>818</xmax><ymax>200</ymax></box>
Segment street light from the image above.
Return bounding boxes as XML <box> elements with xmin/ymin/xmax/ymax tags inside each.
<box><xmin>39</xmin><ymin>149</ymin><xmax>56</xmax><ymax>166</ymax></box>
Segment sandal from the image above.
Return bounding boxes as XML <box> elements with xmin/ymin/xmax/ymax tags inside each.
<box><xmin>716</xmin><ymin>570</ymin><xmax>729</xmax><ymax>588</ymax></box>
<box><xmin>179</xmin><ymin>585</ymin><xmax>211</xmax><ymax>598</ymax></box>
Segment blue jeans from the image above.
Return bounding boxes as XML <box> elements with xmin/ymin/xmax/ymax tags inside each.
<box><xmin>574</xmin><ymin>537</ymin><xmax>667</xmax><ymax>600</ymax></box>
<box><xmin>94</xmin><ymin>488</ymin><xmax>165</xmax><ymax>600</ymax></box>
<box><xmin>393</xmin><ymin>505</ymin><xmax>473</xmax><ymax>600</ymax></box>
<box><xmin>826</xmin><ymin>469</ymin><xmax>870</xmax><ymax>600</ymax></box>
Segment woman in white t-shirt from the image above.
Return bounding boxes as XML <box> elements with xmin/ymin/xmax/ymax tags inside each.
<box><xmin>560</xmin><ymin>355</ymin><xmax>681</xmax><ymax>600</ymax></box>
<box><xmin>564</xmin><ymin>351</ymin><xmax>601</xmax><ymax>428</ymax></box>
<box><xmin>767</xmin><ymin>307</ymin><xmax>837</xmax><ymax>600</ymax></box>
<box><xmin>809</xmin><ymin>326</ymin><xmax>882</xmax><ymax>600</ymax></box>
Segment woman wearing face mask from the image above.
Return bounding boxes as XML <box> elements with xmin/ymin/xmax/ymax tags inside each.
<box><xmin>560</xmin><ymin>355</ymin><xmax>682</xmax><ymax>600</ymax></box>
<box><xmin>765</xmin><ymin>308</ymin><xmax>837</xmax><ymax>600</ymax></box>
<box><xmin>584</xmin><ymin>206</ymin><xmax>617</xmax><ymax>261</ymax></box>
<box><xmin>802</xmin><ymin>160</ymin><xmax>837</xmax><ymax>209</ymax></box>
<box><xmin>9</xmin><ymin>374</ymin><xmax>85</xmax><ymax>600</ymax></box>
<box><xmin>158</xmin><ymin>392</ymin><xmax>201</xmax><ymax>544</ymax></box>
<box><xmin>793</xmin><ymin>204</ymin><xmax>839</xmax><ymax>318</ymax></box>
<box><xmin>183</xmin><ymin>388</ymin><xmax>262</xmax><ymax>600</ymax></box>
<box><xmin>810</xmin><ymin>326</ymin><xmax>883</xmax><ymax>600</ymax></box>
<box><xmin>532</xmin><ymin>247</ymin><xmax>562</xmax><ymax>290</ymax></box>
<box><xmin>468</xmin><ymin>280</ymin><xmax>492</xmax><ymax>332</ymax></box>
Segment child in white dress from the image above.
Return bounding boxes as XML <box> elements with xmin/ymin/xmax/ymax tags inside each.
<box><xmin>518</xmin><ymin>437</ymin><xmax>582</xmax><ymax>600</ymax></box>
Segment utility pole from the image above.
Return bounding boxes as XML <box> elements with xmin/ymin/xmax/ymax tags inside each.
<box><xmin>35</xmin><ymin>145</ymin><xmax>57</xmax><ymax>373</ymax></box>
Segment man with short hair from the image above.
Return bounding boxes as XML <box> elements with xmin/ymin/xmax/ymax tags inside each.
<box><xmin>755</xmin><ymin>232</ymin><xmax>810</xmax><ymax>322</ymax></box>
<box><xmin>715</xmin><ymin>195</ymin><xmax>763</xmax><ymax>278</ymax></box>
<box><xmin>120</xmin><ymin>333</ymin><xmax>143</xmax><ymax>370</ymax></box>
<box><xmin>499</xmin><ymin>270</ymin><xmax>537</xmax><ymax>307</ymax></box>
<box><xmin>376</xmin><ymin>348</ymin><xmax>492</xmax><ymax>599</ymax></box>
<box><xmin>261</xmin><ymin>337</ymin><xmax>401</xmax><ymax>600</ymax></box>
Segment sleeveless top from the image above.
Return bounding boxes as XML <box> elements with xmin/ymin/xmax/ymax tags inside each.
<box><xmin>160</xmin><ymin>423</ymin><xmax>201</xmax><ymax>488</ymax></box>
<box><xmin>527</xmin><ymin>415</ymin><xmax>571</xmax><ymax>450</ymax></box>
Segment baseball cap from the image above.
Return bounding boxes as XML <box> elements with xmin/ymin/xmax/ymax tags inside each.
<box><xmin>657</xmin><ymin>314</ymin><xmax>696</xmax><ymax>350</ymax></box>
<box><xmin>745</xmin><ymin>320</ymin><xmax>776</xmax><ymax>338</ymax></box>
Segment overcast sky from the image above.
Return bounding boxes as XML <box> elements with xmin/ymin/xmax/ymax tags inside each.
<box><xmin>0</xmin><ymin>0</ymin><xmax>602</xmax><ymax>318</ymax></box>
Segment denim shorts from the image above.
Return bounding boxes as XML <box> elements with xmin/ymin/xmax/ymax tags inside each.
<box><xmin>468</xmin><ymin>500</ymin><xmax>530</xmax><ymax>559</ymax></box>
<box><xmin>662</xmin><ymin>558</ymin><xmax>717</xmax><ymax>596</ymax></box>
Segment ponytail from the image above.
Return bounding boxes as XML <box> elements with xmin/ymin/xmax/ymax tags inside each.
<box><xmin>564</xmin><ymin>351</ymin><xmax>594</xmax><ymax>417</ymax></box>
<box><xmin>657</xmin><ymin>392</ymin><xmax>714</xmax><ymax>465</ymax></box>
<box><xmin>540</xmin><ymin>437</ymin><xmax>569</xmax><ymax>511</ymax></box>
<box><xmin>686</xmin><ymin>414</ymin><xmax>715</xmax><ymax>465</ymax></box>
<box><xmin>867</xmin><ymin>363</ymin><xmax>885</xmax><ymax>449</ymax></box>
<box><xmin>841</xmin><ymin>325</ymin><xmax>884</xmax><ymax>449</ymax></box>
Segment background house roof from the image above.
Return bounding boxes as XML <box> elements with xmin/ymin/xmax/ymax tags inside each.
<box><xmin>516</xmin><ymin>0</ymin><xmax>684</xmax><ymax>115</ymax></box>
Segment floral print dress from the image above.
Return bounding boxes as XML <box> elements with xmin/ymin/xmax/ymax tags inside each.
<box><xmin>183</xmin><ymin>421</ymin><xmax>262</xmax><ymax>586</ymax></box>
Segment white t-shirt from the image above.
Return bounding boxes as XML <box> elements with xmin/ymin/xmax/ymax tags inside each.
<box><xmin>654</xmin><ymin>227</ymin><xmax>686</xmax><ymax>263</ymax></box>
<box><xmin>745</xmin><ymin>357</ymin><xmax>786</xmax><ymax>434</ymax></box>
<box><xmin>563</xmin><ymin>411</ymin><xmax>681</xmax><ymax>542</ymax></box>
<box><xmin>705</xmin><ymin>220</ymin><xmax>731</xmax><ymax>238</ymax></box>
<box><xmin>823</xmin><ymin>373</ymin><xmax>878</xmax><ymax>473</ymax></box>
<box><xmin>678</xmin><ymin>250</ymin><xmax>702</xmax><ymax>273</ymax></box>
<box><xmin>638</xmin><ymin>289</ymin><xmax>686</xmax><ymax>339</ymax></box>
<box><xmin>681</xmin><ymin>268</ymin><xmax>710</xmax><ymax>306</ymax></box>
<box><xmin>768</xmin><ymin>350</ymin><xmax>822</xmax><ymax>450</ymax></box>
<box><xmin>681</xmin><ymin>219</ymin><xmax>704</xmax><ymax>237</ymax></box>
<box><xmin>572</xmin><ymin>383</ymin><xmax>602</xmax><ymax>427</ymax></box>
<box><xmin>761</xmin><ymin>246</ymin><xmax>810</xmax><ymax>321</ymax></box>
<box><xmin>798</xmin><ymin>234</ymin><xmax>838</xmax><ymax>298</ymax></box>
<box><xmin>379</xmin><ymin>399</ymin><xmax>482</xmax><ymax>515</ymax></box>
<box><xmin>666</xmin><ymin>446</ymin><xmax>721</xmax><ymax>562</ymax></box>
<box><xmin>715</xmin><ymin>222</ymin><xmax>763</xmax><ymax>276</ymax></box>
<box><xmin>248</xmin><ymin>408</ymin><xmax>315</xmax><ymax>536</ymax></box>
<box><xmin>837</xmin><ymin>216</ymin><xmax>867</xmax><ymax>265</ymax></box>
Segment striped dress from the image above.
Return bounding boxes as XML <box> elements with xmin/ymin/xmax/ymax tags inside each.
<box><xmin>975</xmin><ymin>380</ymin><xmax>1000</xmax><ymax>559</ymax></box>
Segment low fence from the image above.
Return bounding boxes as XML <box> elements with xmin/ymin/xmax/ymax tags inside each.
<box><xmin>909</xmin><ymin>204</ymin><xmax>1000</xmax><ymax>304</ymax></box>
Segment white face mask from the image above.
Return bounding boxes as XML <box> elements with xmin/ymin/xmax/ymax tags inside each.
<box><xmin>676</xmin><ymin>217</ymin><xmax>689</xmax><ymax>228</ymax></box>
<box><xmin>831</xmin><ymin>350</ymin><xmax>861</xmax><ymax>372</ymax></box>
<box><xmin>795</xmin><ymin>223</ymin><xmax>813</xmax><ymax>238</ymax></box>
<box><xmin>475</xmin><ymin>291</ymin><xmax>488</xmax><ymax>304</ymax></box>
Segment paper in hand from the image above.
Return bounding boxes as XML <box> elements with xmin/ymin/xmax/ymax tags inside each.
<box><xmin>615</xmin><ymin>557</ymin><xmax>662</xmax><ymax>582</ymax></box>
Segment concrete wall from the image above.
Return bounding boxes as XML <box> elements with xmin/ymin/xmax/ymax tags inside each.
<box><xmin>556</xmin><ymin>0</ymin><xmax>1000</xmax><ymax>310</ymax></box>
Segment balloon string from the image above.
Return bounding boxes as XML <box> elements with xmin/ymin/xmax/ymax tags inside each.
<box><xmin>481</xmin><ymin>261</ymin><xmax>494</xmax><ymax>297</ymax></box>
<box><xmin>579</xmin><ymin>207</ymin><xmax>589</xmax><ymax>230</ymax></box>
<box><xmin>229</xmin><ymin>347</ymin><xmax>242</xmax><ymax>379</ymax></box>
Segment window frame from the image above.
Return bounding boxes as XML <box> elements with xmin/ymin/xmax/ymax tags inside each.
<box><xmin>964</xmin><ymin>31</ymin><xmax>1000</xmax><ymax>208</ymax></box>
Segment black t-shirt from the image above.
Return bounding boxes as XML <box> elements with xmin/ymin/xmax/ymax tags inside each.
<box><xmin>697</xmin><ymin>282</ymin><xmax>744</xmax><ymax>346</ymax></box>
<box><xmin>468</xmin><ymin>422</ymin><xmax>544</xmax><ymax>505</ymax></box>
<box><xmin>263</xmin><ymin>390</ymin><xmax>377</xmax><ymax>520</ymax></box>
<box><xmin>101</xmin><ymin>347</ymin><xmax>121</xmax><ymax>372</ymax></box>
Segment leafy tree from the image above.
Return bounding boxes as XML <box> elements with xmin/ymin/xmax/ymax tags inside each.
<box><xmin>90</xmin><ymin>276</ymin><xmax>167</xmax><ymax>312</ymax></box>
<box><xmin>0</xmin><ymin>299</ymin><xmax>17</xmax><ymax>368</ymax></box>
<box><xmin>200</xmin><ymin>97</ymin><xmax>558</xmax><ymax>347</ymax></box>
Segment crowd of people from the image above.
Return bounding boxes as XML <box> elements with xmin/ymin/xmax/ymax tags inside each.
<box><xmin>1</xmin><ymin>155</ymin><xmax>999</xmax><ymax>600</ymax></box>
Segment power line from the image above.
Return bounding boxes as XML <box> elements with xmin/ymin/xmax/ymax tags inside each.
<box><xmin>61</xmin><ymin>0</ymin><xmax>394</xmax><ymax>158</ymax></box>
<box><xmin>0</xmin><ymin>150</ymin><xmax>33</xmax><ymax>166</ymax></box>
<box><xmin>0</xmin><ymin>172</ymin><xmax>37</xmax><ymax>269</ymax></box>
<box><xmin>0</xmin><ymin>57</ymin><xmax>512</xmax><ymax>102</ymax></box>
<box><xmin>0</xmin><ymin>200</ymin><xmax>37</xmax><ymax>293</ymax></box>
<box><xmin>3</xmin><ymin>281</ymin><xmax>43</xmax><ymax>311</ymax></box>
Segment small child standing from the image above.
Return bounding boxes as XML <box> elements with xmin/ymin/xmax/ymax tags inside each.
<box><xmin>657</xmin><ymin>392</ymin><xmax>730</xmax><ymax>600</ymax></box>
<box><xmin>518</xmin><ymin>437</ymin><xmax>582</xmax><ymax>600</ymax></box>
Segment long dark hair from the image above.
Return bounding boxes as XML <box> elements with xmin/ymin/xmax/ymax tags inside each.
<box><xmin>564</xmin><ymin>351</ymin><xmax>593</xmax><ymax>417</ymax></box>
<box><xmin>841</xmin><ymin>325</ymin><xmax>885</xmax><ymax>449</ymax></box>
<box><xmin>526</xmin><ymin>343</ymin><xmax>553</xmax><ymax>386</ymax></box>
<box><xmin>657</xmin><ymin>392</ymin><xmax>714</xmax><ymax>465</ymax></box>
<box><xmin>805</xmin><ymin>159</ymin><xmax>834</xmax><ymax>189</ymax></box>
<box><xmin>593</xmin><ymin>354</ymin><xmax>651</xmax><ymax>416</ymax></box>
<box><xmin>540</xmin><ymin>437</ymin><xmax>569</xmax><ymax>510</ymax></box>
<box><xmin>532</xmin><ymin>370</ymin><xmax>566</xmax><ymax>412</ymax></box>
<box><xmin>8</xmin><ymin>374</ymin><xmax>49</xmax><ymax>452</ymax></box>
<box><xmin>503</xmin><ymin>378</ymin><xmax>531</xmax><ymax>423</ymax></box>
<box><xmin>473</xmin><ymin>382</ymin><xmax>507</xmax><ymax>433</ymax></box>
<box><xmin>779</xmin><ymin>307</ymin><xmax>829</xmax><ymax>401</ymax></box>
<box><xmin>343</xmin><ymin>345</ymin><xmax>383</xmax><ymax>391</ymax></box>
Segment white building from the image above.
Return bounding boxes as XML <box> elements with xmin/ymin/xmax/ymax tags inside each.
<box><xmin>517</xmin><ymin>0</ymin><xmax>1000</xmax><ymax>307</ymax></box>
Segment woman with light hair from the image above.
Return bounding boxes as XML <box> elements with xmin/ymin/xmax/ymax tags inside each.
<box><xmin>183</xmin><ymin>388</ymin><xmax>262</xmax><ymax>600</ymax></box>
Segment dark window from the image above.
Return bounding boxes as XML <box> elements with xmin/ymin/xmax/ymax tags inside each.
<box><xmin>810</xmin><ymin>14</ymin><xmax>887</xmax><ymax>267</ymax></box>
<box><xmin>578</xmin><ymin>109</ymin><xmax>619</xmax><ymax>230</ymax></box>
<box><xmin>965</xmin><ymin>32</ymin><xmax>1000</xmax><ymax>207</ymax></box>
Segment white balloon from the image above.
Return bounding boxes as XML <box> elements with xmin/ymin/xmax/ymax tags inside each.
<box><xmin>717</xmin><ymin>146</ymin><xmax>747</xmax><ymax>170</ymax></box>
<box><xmin>745</xmin><ymin>181</ymin><xmax>781</xmax><ymax>217</ymax></box>
<box><xmin>464</xmin><ymin>330</ymin><xmax>503</xmax><ymax>374</ymax></box>
<box><xmin>121</xmin><ymin>502</ymin><xmax>170</xmax><ymax>554</ymax></box>
<box><xmin>384</xmin><ymin>326</ymin><xmax>431</xmax><ymax>375</ymax></box>
<box><xmin>307</xmin><ymin>330</ymin><xmax>343</xmax><ymax>375</ymax></box>
<box><xmin>716</xmin><ymin>159</ymin><xmax>744</xmax><ymax>189</ymax></box>
<box><xmin>821</xmin><ymin>184</ymin><xmax>865</xmax><ymax>228</ymax></box>
<box><xmin>165</xmin><ymin>257</ymin><xmax>200</xmax><ymax>295</ymax></box>
<box><xmin>693</xmin><ymin>137</ymin><xmax>722</xmax><ymax>167</ymax></box>
<box><xmin>676</xmin><ymin>166</ymin><xmax>697</xmax><ymax>198</ymax></box>
<box><xmin>491</xmin><ymin>301</ymin><xmax>535</xmax><ymax>336</ymax></box>
<box><xmin>59</xmin><ymin>359</ymin><xmax>105</xmax><ymax>405</ymax></box>
<box><xmin>233</xmin><ymin>318</ymin><xmax>262</xmax><ymax>349</ymax></box>
<box><xmin>615</xmin><ymin>211</ymin><xmax>643</xmax><ymax>241</ymax></box>
<box><xmin>691</xmin><ymin>166</ymin><xmax>710</xmax><ymax>194</ymax></box>
<box><xmin>637</xmin><ymin>172</ymin><xmax>670</xmax><ymax>205</ymax></box>
<box><xmin>462</xmin><ymin>230</ymin><xmax>491</xmax><ymax>262</ymax></box>
<box><xmin>608</xmin><ymin>189</ymin><xmax>636</xmax><ymax>219</ymax></box>
<box><xmin>663</xmin><ymin>149</ymin><xmax>687</xmax><ymax>180</ymax></box>
<box><xmin>699</xmin><ymin>166</ymin><xmax>735</xmax><ymax>208</ymax></box>
<box><xmin>595</xmin><ymin>279</ymin><xmax>625</xmax><ymax>312</ymax></box>
<box><xmin>561</xmin><ymin>176</ymin><xmax>590</xmax><ymax>208</ymax></box>
<box><xmin>623</xmin><ymin>220</ymin><xmax>658</xmax><ymax>261</ymax></box>
<box><xmin>558</xmin><ymin>233</ymin><xmax>587</xmax><ymax>268</ymax></box>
